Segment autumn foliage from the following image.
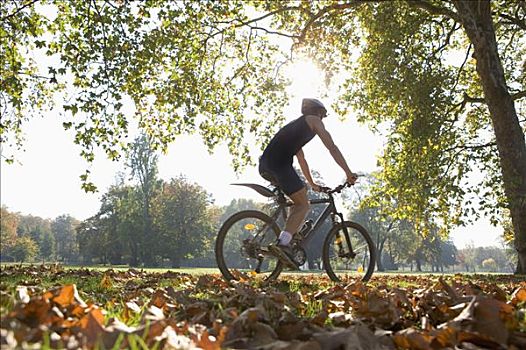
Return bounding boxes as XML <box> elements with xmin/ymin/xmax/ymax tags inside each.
<box><xmin>1</xmin><ymin>265</ymin><xmax>525</xmax><ymax>349</ymax></box>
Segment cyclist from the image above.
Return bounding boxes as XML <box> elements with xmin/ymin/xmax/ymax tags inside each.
<box><xmin>259</xmin><ymin>98</ymin><xmax>358</xmax><ymax>269</ymax></box>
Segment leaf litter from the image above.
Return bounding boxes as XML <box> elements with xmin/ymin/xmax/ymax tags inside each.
<box><xmin>0</xmin><ymin>265</ymin><xmax>525</xmax><ymax>349</ymax></box>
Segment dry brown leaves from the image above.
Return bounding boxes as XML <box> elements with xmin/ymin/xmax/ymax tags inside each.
<box><xmin>1</xmin><ymin>265</ymin><xmax>525</xmax><ymax>349</ymax></box>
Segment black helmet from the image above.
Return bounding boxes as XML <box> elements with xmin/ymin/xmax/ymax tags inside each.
<box><xmin>301</xmin><ymin>98</ymin><xmax>327</xmax><ymax>117</ymax></box>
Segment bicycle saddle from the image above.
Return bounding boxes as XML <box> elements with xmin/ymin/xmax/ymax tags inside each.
<box><xmin>231</xmin><ymin>183</ymin><xmax>276</xmax><ymax>198</ymax></box>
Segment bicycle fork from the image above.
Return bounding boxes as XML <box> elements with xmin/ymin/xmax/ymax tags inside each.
<box><xmin>334</xmin><ymin>213</ymin><xmax>357</xmax><ymax>259</ymax></box>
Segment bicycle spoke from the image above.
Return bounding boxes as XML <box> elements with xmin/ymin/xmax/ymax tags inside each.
<box><xmin>323</xmin><ymin>222</ymin><xmax>375</xmax><ymax>282</ymax></box>
<box><xmin>351</xmin><ymin>242</ymin><xmax>369</xmax><ymax>251</ymax></box>
<box><xmin>216</xmin><ymin>211</ymin><xmax>282</xmax><ymax>282</ymax></box>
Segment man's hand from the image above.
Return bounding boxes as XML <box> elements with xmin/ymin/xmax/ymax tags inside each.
<box><xmin>346</xmin><ymin>172</ymin><xmax>358</xmax><ymax>185</ymax></box>
<box><xmin>310</xmin><ymin>183</ymin><xmax>323</xmax><ymax>192</ymax></box>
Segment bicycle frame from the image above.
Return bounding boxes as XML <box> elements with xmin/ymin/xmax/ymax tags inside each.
<box><xmin>218</xmin><ymin>182</ymin><xmax>375</xmax><ymax>282</ymax></box>
<box><xmin>263</xmin><ymin>190</ymin><xmax>348</xmax><ymax>250</ymax></box>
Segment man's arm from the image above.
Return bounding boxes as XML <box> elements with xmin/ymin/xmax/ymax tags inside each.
<box><xmin>305</xmin><ymin>115</ymin><xmax>357</xmax><ymax>183</ymax></box>
<box><xmin>296</xmin><ymin>149</ymin><xmax>321</xmax><ymax>191</ymax></box>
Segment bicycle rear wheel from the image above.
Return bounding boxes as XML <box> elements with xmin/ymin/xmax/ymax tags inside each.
<box><xmin>215</xmin><ymin>210</ymin><xmax>283</xmax><ymax>282</ymax></box>
<box><xmin>322</xmin><ymin>221</ymin><xmax>376</xmax><ymax>282</ymax></box>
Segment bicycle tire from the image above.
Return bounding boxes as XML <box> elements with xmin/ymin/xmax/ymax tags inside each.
<box><xmin>322</xmin><ymin>221</ymin><xmax>376</xmax><ymax>282</ymax></box>
<box><xmin>215</xmin><ymin>210</ymin><xmax>283</xmax><ymax>282</ymax></box>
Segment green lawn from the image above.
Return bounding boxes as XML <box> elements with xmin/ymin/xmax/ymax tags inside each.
<box><xmin>1</xmin><ymin>262</ymin><xmax>514</xmax><ymax>276</ymax></box>
<box><xmin>1</xmin><ymin>263</ymin><xmax>220</xmax><ymax>274</ymax></box>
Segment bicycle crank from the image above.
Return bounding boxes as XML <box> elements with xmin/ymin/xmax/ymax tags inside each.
<box><xmin>291</xmin><ymin>242</ymin><xmax>307</xmax><ymax>266</ymax></box>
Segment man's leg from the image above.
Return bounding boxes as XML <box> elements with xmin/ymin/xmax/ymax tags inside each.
<box><xmin>285</xmin><ymin>187</ymin><xmax>310</xmax><ymax>236</ymax></box>
<box><xmin>271</xmin><ymin>187</ymin><xmax>310</xmax><ymax>269</ymax></box>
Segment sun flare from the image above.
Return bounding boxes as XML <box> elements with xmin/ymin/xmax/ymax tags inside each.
<box><xmin>286</xmin><ymin>59</ymin><xmax>326</xmax><ymax>98</ymax></box>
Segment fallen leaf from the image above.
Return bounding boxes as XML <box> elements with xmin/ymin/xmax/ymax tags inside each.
<box><xmin>440</xmin><ymin>295</ymin><xmax>513</xmax><ymax>346</ymax></box>
<box><xmin>77</xmin><ymin>307</ymin><xmax>105</xmax><ymax>347</ymax></box>
<box><xmin>53</xmin><ymin>285</ymin><xmax>75</xmax><ymax>308</ymax></box>
<box><xmin>393</xmin><ymin>327</ymin><xmax>433</xmax><ymax>349</ymax></box>
<box><xmin>100</xmin><ymin>273</ymin><xmax>113</xmax><ymax>289</ymax></box>
<box><xmin>510</xmin><ymin>287</ymin><xmax>526</xmax><ymax>306</ymax></box>
<box><xmin>315</xmin><ymin>324</ymin><xmax>394</xmax><ymax>350</ymax></box>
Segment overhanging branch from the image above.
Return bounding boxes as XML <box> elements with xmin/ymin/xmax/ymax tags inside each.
<box><xmin>0</xmin><ymin>0</ymin><xmax>39</xmax><ymax>22</ymax></box>
<box><xmin>245</xmin><ymin>25</ymin><xmax>298</xmax><ymax>39</ymax></box>
<box><xmin>213</xmin><ymin>5</ymin><xmax>302</xmax><ymax>27</ymax></box>
<box><xmin>443</xmin><ymin>142</ymin><xmax>497</xmax><ymax>164</ymax></box>
<box><xmin>446</xmin><ymin>44</ymin><xmax>472</xmax><ymax>122</ymax></box>
<box><xmin>208</xmin><ymin>6</ymin><xmax>303</xmax><ymax>40</ymax></box>
<box><xmin>499</xmin><ymin>13</ymin><xmax>526</xmax><ymax>31</ymax></box>
<box><xmin>298</xmin><ymin>1</ymin><xmax>366</xmax><ymax>43</ymax></box>
<box><xmin>430</xmin><ymin>20</ymin><xmax>461</xmax><ymax>58</ymax></box>
<box><xmin>406</xmin><ymin>0</ymin><xmax>461</xmax><ymax>22</ymax></box>
<box><xmin>512</xmin><ymin>91</ymin><xmax>526</xmax><ymax>100</ymax></box>
<box><xmin>463</xmin><ymin>93</ymin><xmax>485</xmax><ymax>104</ymax></box>
<box><xmin>463</xmin><ymin>90</ymin><xmax>525</xmax><ymax>104</ymax></box>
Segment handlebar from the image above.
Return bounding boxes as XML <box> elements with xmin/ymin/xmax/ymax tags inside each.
<box><xmin>318</xmin><ymin>181</ymin><xmax>354</xmax><ymax>194</ymax></box>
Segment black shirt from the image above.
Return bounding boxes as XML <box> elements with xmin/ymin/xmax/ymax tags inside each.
<box><xmin>261</xmin><ymin>115</ymin><xmax>316</xmax><ymax>167</ymax></box>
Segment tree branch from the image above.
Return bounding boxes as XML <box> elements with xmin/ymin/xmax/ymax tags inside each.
<box><xmin>446</xmin><ymin>44</ymin><xmax>472</xmax><ymax>123</ymax></box>
<box><xmin>462</xmin><ymin>90</ymin><xmax>525</xmax><ymax>104</ymax></box>
<box><xmin>0</xmin><ymin>0</ymin><xmax>39</xmax><ymax>22</ymax></box>
<box><xmin>298</xmin><ymin>1</ymin><xmax>366</xmax><ymax>43</ymax></box>
<box><xmin>245</xmin><ymin>25</ymin><xmax>299</xmax><ymax>39</ymax></box>
<box><xmin>213</xmin><ymin>5</ymin><xmax>302</xmax><ymax>27</ymax></box>
<box><xmin>512</xmin><ymin>90</ymin><xmax>526</xmax><ymax>100</ymax></box>
<box><xmin>208</xmin><ymin>6</ymin><xmax>303</xmax><ymax>41</ymax></box>
<box><xmin>444</xmin><ymin>141</ymin><xmax>497</xmax><ymax>155</ymax></box>
<box><xmin>463</xmin><ymin>92</ymin><xmax>485</xmax><ymax>104</ymax></box>
<box><xmin>430</xmin><ymin>20</ymin><xmax>461</xmax><ymax>58</ymax></box>
<box><xmin>406</xmin><ymin>0</ymin><xmax>461</xmax><ymax>23</ymax></box>
<box><xmin>226</xmin><ymin>29</ymin><xmax>254</xmax><ymax>86</ymax></box>
<box><xmin>499</xmin><ymin>13</ymin><xmax>526</xmax><ymax>31</ymax></box>
<box><xmin>92</xmin><ymin>0</ymin><xmax>112</xmax><ymax>100</ymax></box>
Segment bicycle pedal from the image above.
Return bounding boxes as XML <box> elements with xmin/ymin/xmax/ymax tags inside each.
<box><xmin>269</xmin><ymin>245</ymin><xmax>299</xmax><ymax>270</ymax></box>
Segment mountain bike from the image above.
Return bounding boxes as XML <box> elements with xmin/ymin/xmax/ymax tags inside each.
<box><xmin>215</xmin><ymin>182</ymin><xmax>376</xmax><ymax>283</ymax></box>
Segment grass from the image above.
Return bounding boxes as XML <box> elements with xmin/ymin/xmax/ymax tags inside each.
<box><xmin>37</xmin><ymin>331</ymin><xmax>160</xmax><ymax>350</ymax></box>
<box><xmin>1</xmin><ymin>263</ymin><xmax>220</xmax><ymax>274</ymax></box>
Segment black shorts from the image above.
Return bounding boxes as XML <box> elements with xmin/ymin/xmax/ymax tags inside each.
<box><xmin>259</xmin><ymin>159</ymin><xmax>305</xmax><ymax>196</ymax></box>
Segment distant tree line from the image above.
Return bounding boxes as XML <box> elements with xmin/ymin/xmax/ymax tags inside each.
<box><xmin>0</xmin><ymin>135</ymin><xmax>260</xmax><ymax>268</ymax></box>
<box><xmin>0</xmin><ymin>196</ymin><xmax>261</xmax><ymax>268</ymax></box>
<box><xmin>1</xmin><ymin>196</ymin><xmax>515</xmax><ymax>273</ymax></box>
<box><xmin>0</xmin><ymin>208</ymin><xmax>78</xmax><ymax>263</ymax></box>
<box><xmin>0</xmin><ymin>194</ymin><xmax>516</xmax><ymax>272</ymax></box>
<box><xmin>344</xmin><ymin>174</ymin><xmax>517</xmax><ymax>274</ymax></box>
<box><xmin>457</xmin><ymin>244</ymin><xmax>516</xmax><ymax>273</ymax></box>
<box><xmin>1</xmin><ymin>137</ymin><xmax>516</xmax><ymax>272</ymax></box>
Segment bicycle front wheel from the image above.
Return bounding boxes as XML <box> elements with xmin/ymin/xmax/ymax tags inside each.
<box><xmin>215</xmin><ymin>210</ymin><xmax>283</xmax><ymax>282</ymax></box>
<box><xmin>322</xmin><ymin>221</ymin><xmax>376</xmax><ymax>282</ymax></box>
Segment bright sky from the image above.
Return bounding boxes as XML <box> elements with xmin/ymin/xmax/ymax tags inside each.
<box><xmin>0</xmin><ymin>53</ymin><xmax>502</xmax><ymax>249</ymax></box>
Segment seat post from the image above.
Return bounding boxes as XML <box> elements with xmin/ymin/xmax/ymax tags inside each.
<box><xmin>274</xmin><ymin>188</ymin><xmax>287</xmax><ymax>205</ymax></box>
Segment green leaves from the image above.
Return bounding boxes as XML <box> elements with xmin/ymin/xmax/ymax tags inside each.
<box><xmin>2</xmin><ymin>1</ymin><xmax>524</xmax><ymax>249</ymax></box>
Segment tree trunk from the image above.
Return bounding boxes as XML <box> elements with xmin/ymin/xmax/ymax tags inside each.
<box><xmin>171</xmin><ymin>255</ymin><xmax>181</xmax><ymax>268</ymax></box>
<box><xmin>142</xmin><ymin>192</ymin><xmax>153</xmax><ymax>266</ymax></box>
<box><xmin>130</xmin><ymin>242</ymin><xmax>139</xmax><ymax>267</ymax></box>
<box><xmin>376</xmin><ymin>237</ymin><xmax>386</xmax><ymax>272</ymax></box>
<box><xmin>416</xmin><ymin>259</ymin><xmax>422</xmax><ymax>272</ymax></box>
<box><xmin>453</xmin><ymin>1</ymin><xmax>526</xmax><ymax>274</ymax></box>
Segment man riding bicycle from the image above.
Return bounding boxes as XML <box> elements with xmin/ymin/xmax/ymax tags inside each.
<box><xmin>259</xmin><ymin>98</ymin><xmax>358</xmax><ymax>269</ymax></box>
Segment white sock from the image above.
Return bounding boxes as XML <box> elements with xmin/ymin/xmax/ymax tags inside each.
<box><xmin>278</xmin><ymin>231</ymin><xmax>293</xmax><ymax>246</ymax></box>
